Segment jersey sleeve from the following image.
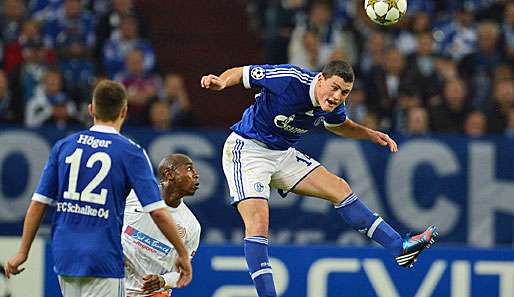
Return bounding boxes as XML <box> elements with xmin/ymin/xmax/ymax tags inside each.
<box><xmin>324</xmin><ymin>103</ymin><xmax>348</xmax><ymax>127</ymax></box>
<box><xmin>242</xmin><ymin>64</ymin><xmax>302</xmax><ymax>94</ymax></box>
<box><xmin>125</xmin><ymin>146</ymin><xmax>166</xmax><ymax>212</ymax></box>
<box><xmin>32</xmin><ymin>141</ymin><xmax>61</xmax><ymax>206</ymax></box>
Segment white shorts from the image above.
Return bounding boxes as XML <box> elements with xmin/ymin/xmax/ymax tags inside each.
<box><xmin>222</xmin><ymin>132</ymin><xmax>320</xmax><ymax>204</ymax></box>
<box><xmin>58</xmin><ymin>275</ymin><xmax>126</xmax><ymax>297</ymax></box>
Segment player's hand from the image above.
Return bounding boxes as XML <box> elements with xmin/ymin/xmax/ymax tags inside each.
<box><xmin>200</xmin><ymin>74</ymin><xmax>226</xmax><ymax>91</ymax></box>
<box><xmin>173</xmin><ymin>254</ymin><xmax>192</xmax><ymax>288</ymax></box>
<box><xmin>142</xmin><ymin>274</ymin><xmax>165</xmax><ymax>293</ymax></box>
<box><xmin>4</xmin><ymin>252</ymin><xmax>28</xmax><ymax>278</ymax></box>
<box><xmin>368</xmin><ymin>130</ymin><xmax>398</xmax><ymax>153</ymax></box>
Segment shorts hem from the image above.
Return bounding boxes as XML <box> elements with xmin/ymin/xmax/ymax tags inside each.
<box><xmin>230</xmin><ymin>196</ymin><xmax>268</xmax><ymax>206</ymax></box>
<box><xmin>280</xmin><ymin>164</ymin><xmax>322</xmax><ymax>197</ymax></box>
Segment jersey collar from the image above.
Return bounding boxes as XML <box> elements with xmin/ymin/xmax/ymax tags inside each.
<box><xmin>310</xmin><ymin>73</ymin><xmax>320</xmax><ymax>107</ymax></box>
<box><xmin>90</xmin><ymin>124</ymin><xmax>119</xmax><ymax>134</ymax></box>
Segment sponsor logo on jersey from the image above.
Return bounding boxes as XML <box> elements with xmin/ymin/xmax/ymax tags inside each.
<box><xmin>251</xmin><ymin>67</ymin><xmax>265</xmax><ymax>80</ymax></box>
<box><xmin>314</xmin><ymin>116</ymin><xmax>325</xmax><ymax>126</ymax></box>
<box><xmin>177</xmin><ymin>224</ymin><xmax>187</xmax><ymax>239</ymax></box>
<box><xmin>124</xmin><ymin>225</ymin><xmax>172</xmax><ymax>255</ymax></box>
<box><xmin>273</xmin><ymin>114</ymin><xmax>308</xmax><ymax>134</ymax></box>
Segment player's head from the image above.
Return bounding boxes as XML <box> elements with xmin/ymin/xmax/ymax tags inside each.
<box><xmin>158</xmin><ymin>154</ymin><xmax>199</xmax><ymax>198</ymax></box>
<box><xmin>316</xmin><ymin>60</ymin><xmax>354</xmax><ymax>112</ymax></box>
<box><xmin>89</xmin><ymin>80</ymin><xmax>128</xmax><ymax>125</ymax></box>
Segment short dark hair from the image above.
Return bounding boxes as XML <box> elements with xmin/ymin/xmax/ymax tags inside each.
<box><xmin>92</xmin><ymin>80</ymin><xmax>127</xmax><ymax>122</ymax></box>
<box><xmin>322</xmin><ymin>60</ymin><xmax>355</xmax><ymax>83</ymax></box>
<box><xmin>158</xmin><ymin>154</ymin><xmax>193</xmax><ymax>182</ymax></box>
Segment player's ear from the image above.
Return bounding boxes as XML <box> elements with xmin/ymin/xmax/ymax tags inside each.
<box><xmin>88</xmin><ymin>103</ymin><xmax>93</xmax><ymax>116</ymax></box>
<box><xmin>165</xmin><ymin>168</ymin><xmax>175</xmax><ymax>181</ymax></box>
<box><xmin>120</xmin><ymin>105</ymin><xmax>128</xmax><ymax>120</ymax></box>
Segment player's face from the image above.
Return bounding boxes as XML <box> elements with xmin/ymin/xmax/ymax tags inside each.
<box><xmin>175</xmin><ymin>163</ymin><xmax>200</xmax><ymax>196</ymax></box>
<box><xmin>316</xmin><ymin>74</ymin><xmax>353</xmax><ymax>112</ymax></box>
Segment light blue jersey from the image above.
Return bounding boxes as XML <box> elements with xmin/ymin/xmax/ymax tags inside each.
<box><xmin>32</xmin><ymin>125</ymin><xmax>165</xmax><ymax>278</ymax></box>
<box><xmin>231</xmin><ymin>64</ymin><xmax>347</xmax><ymax>150</ymax></box>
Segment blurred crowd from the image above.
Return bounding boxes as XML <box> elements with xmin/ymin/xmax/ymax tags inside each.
<box><xmin>246</xmin><ymin>0</ymin><xmax>514</xmax><ymax>137</ymax></box>
<box><xmin>1</xmin><ymin>0</ymin><xmax>513</xmax><ymax>137</ymax></box>
<box><xmin>0</xmin><ymin>0</ymin><xmax>194</xmax><ymax>131</ymax></box>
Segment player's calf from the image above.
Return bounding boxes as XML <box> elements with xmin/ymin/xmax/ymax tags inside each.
<box><xmin>244</xmin><ymin>236</ymin><xmax>277</xmax><ymax>297</ymax></box>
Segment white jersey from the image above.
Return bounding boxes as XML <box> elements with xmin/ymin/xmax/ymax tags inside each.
<box><xmin>122</xmin><ymin>190</ymin><xmax>201</xmax><ymax>296</ymax></box>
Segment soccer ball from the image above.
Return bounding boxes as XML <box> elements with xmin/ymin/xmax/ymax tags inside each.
<box><xmin>365</xmin><ymin>0</ymin><xmax>407</xmax><ymax>26</ymax></box>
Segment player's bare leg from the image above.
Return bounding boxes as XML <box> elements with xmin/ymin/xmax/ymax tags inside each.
<box><xmin>237</xmin><ymin>199</ymin><xmax>270</xmax><ymax>237</ymax></box>
<box><xmin>237</xmin><ymin>199</ymin><xmax>277</xmax><ymax>296</ymax></box>
<box><xmin>293</xmin><ymin>166</ymin><xmax>438</xmax><ymax>268</ymax></box>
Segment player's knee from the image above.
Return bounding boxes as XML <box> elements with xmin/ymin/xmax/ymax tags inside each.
<box><xmin>245</xmin><ymin>220</ymin><xmax>269</xmax><ymax>237</ymax></box>
<box><xmin>326</xmin><ymin>179</ymin><xmax>352</xmax><ymax>204</ymax></box>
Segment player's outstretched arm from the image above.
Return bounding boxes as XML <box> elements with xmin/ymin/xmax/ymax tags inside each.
<box><xmin>200</xmin><ymin>67</ymin><xmax>243</xmax><ymax>91</ymax></box>
<box><xmin>149</xmin><ymin>208</ymin><xmax>192</xmax><ymax>287</ymax></box>
<box><xmin>325</xmin><ymin>119</ymin><xmax>398</xmax><ymax>152</ymax></box>
<box><xmin>4</xmin><ymin>201</ymin><xmax>48</xmax><ymax>278</ymax></box>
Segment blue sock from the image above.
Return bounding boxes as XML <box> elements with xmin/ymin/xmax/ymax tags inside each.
<box><xmin>335</xmin><ymin>193</ymin><xmax>403</xmax><ymax>256</ymax></box>
<box><xmin>244</xmin><ymin>236</ymin><xmax>277</xmax><ymax>297</ymax></box>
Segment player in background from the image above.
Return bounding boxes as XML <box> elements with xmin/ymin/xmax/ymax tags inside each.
<box><xmin>201</xmin><ymin>61</ymin><xmax>438</xmax><ymax>297</ymax></box>
<box><xmin>123</xmin><ymin>154</ymin><xmax>201</xmax><ymax>297</ymax></box>
<box><xmin>3</xmin><ymin>80</ymin><xmax>192</xmax><ymax>297</ymax></box>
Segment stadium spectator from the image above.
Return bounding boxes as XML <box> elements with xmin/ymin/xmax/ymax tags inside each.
<box><xmin>158</xmin><ymin>73</ymin><xmax>194</xmax><ymax>128</ymax></box>
<box><xmin>29</xmin><ymin>0</ymin><xmax>64</xmax><ymax>21</ymax></box>
<box><xmin>405</xmin><ymin>106</ymin><xmax>430</xmax><ymax>136</ymax></box>
<box><xmin>102</xmin><ymin>15</ymin><xmax>154</xmax><ymax>78</ymax></box>
<box><xmin>41</xmin><ymin>95</ymin><xmax>84</xmax><ymax>130</ymax></box>
<box><xmin>289</xmin><ymin>27</ymin><xmax>324</xmax><ymax>71</ymax></box>
<box><xmin>58</xmin><ymin>34</ymin><xmax>95</xmax><ymax>104</ymax></box>
<box><xmin>463</xmin><ymin>110</ymin><xmax>487</xmax><ymax>137</ymax></box>
<box><xmin>25</xmin><ymin>67</ymin><xmax>75</xmax><ymax>127</ymax></box>
<box><xmin>259</xmin><ymin>0</ymin><xmax>301</xmax><ymax>64</ymax></box>
<box><xmin>435</xmin><ymin>7</ymin><xmax>477</xmax><ymax>61</ymax></box>
<box><xmin>486</xmin><ymin>79</ymin><xmax>514</xmax><ymax>133</ymax></box>
<box><xmin>459</xmin><ymin>21</ymin><xmax>503</xmax><ymax>110</ymax></box>
<box><xmin>42</xmin><ymin>0</ymin><xmax>95</xmax><ymax>50</ymax></box>
<box><xmin>392</xmin><ymin>88</ymin><xmax>423</xmax><ymax>133</ymax></box>
<box><xmin>11</xmin><ymin>37</ymin><xmax>52</xmax><ymax>102</ymax></box>
<box><xmin>95</xmin><ymin>0</ymin><xmax>148</xmax><ymax>65</ymax></box>
<box><xmin>0</xmin><ymin>0</ymin><xmax>27</xmax><ymax>44</ymax></box>
<box><xmin>116</xmin><ymin>49</ymin><xmax>161</xmax><ymax>125</ymax></box>
<box><xmin>406</xmin><ymin>32</ymin><xmax>441</xmax><ymax>102</ymax></box>
<box><xmin>148</xmin><ymin>101</ymin><xmax>172</xmax><ymax>131</ymax></box>
<box><xmin>365</xmin><ymin>47</ymin><xmax>412</xmax><ymax>129</ymax></box>
<box><xmin>0</xmin><ymin>70</ymin><xmax>22</xmax><ymax>123</ymax></box>
<box><xmin>430</xmin><ymin>79</ymin><xmax>471</xmax><ymax>133</ymax></box>
<box><xmin>3</xmin><ymin>20</ymin><xmax>42</xmax><ymax>75</ymax></box>
<box><xmin>289</xmin><ymin>1</ymin><xmax>344</xmax><ymax>70</ymax></box>
<box><xmin>395</xmin><ymin>11</ymin><xmax>432</xmax><ymax>55</ymax></box>
<box><xmin>359</xmin><ymin>30</ymin><xmax>388</xmax><ymax>76</ymax></box>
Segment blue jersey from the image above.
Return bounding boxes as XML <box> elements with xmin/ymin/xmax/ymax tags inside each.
<box><xmin>231</xmin><ymin>64</ymin><xmax>347</xmax><ymax>150</ymax></box>
<box><xmin>32</xmin><ymin>125</ymin><xmax>165</xmax><ymax>278</ymax></box>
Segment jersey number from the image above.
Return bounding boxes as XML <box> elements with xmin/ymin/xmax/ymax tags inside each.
<box><xmin>63</xmin><ymin>148</ymin><xmax>111</xmax><ymax>205</ymax></box>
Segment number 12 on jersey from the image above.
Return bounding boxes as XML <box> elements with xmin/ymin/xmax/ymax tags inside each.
<box><xmin>63</xmin><ymin>148</ymin><xmax>111</xmax><ymax>205</ymax></box>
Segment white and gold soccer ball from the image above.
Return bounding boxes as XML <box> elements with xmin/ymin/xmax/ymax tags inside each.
<box><xmin>364</xmin><ymin>0</ymin><xmax>407</xmax><ymax>26</ymax></box>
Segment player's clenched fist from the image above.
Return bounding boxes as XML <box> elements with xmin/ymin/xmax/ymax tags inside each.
<box><xmin>200</xmin><ymin>75</ymin><xmax>226</xmax><ymax>91</ymax></box>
